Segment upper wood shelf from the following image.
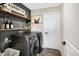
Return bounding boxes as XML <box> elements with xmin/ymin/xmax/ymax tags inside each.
<box><xmin>0</xmin><ymin>7</ymin><xmax>30</xmax><ymax>20</ymax></box>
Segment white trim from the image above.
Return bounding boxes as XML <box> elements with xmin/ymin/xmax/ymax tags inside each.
<box><xmin>66</xmin><ymin>40</ymin><xmax>79</xmax><ymax>54</ymax></box>
<box><xmin>64</xmin><ymin>40</ymin><xmax>79</xmax><ymax>55</ymax></box>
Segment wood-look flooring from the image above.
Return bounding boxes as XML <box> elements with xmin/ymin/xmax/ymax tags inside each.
<box><xmin>38</xmin><ymin>48</ymin><xmax>62</xmax><ymax>56</ymax></box>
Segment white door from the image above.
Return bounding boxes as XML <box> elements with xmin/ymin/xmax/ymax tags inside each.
<box><xmin>43</xmin><ymin>12</ymin><xmax>60</xmax><ymax>49</ymax></box>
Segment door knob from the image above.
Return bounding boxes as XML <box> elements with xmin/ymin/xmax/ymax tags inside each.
<box><xmin>45</xmin><ymin>32</ymin><xmax>48</xmax><ymax>34</ymax></box>
<box><xmin>62</xmin><ymin>41</ymin><xmax>66</xmax><ymax>46</ymax></box>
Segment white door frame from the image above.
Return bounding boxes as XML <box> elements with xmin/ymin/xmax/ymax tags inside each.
<box><xmin>60</xmin><ymin>4</ymin><xmax>64</xmax><ymax>56</ymax></box>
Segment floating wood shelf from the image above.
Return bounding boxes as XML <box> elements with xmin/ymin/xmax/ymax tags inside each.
<box><xmin>0</xmin><ymin>28</ymin><xmax>30</xmax><ymax>32</ymax></box>
<box><xmin>0</xmin><ymin>4</ymin><xmax>31</xmax><ymax>32</ymax></box>
<box><xmin>0</xmin><ymin>7</ymin><xmax>30</xmax><ymax>20</ymax></box>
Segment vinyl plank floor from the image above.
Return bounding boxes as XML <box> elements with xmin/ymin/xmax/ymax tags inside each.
<box><xmin>38</xmin><ymin>48</ymin><xmax>62</xmax><ymax>56</ymax></box>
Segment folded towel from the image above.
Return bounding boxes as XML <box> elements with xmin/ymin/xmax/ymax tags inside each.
<box><xmin>0</xmin><ymin>48</ymin><xmax>20</xmax><ymax>56</ymax></box>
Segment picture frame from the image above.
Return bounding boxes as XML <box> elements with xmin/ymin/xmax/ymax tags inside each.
<box><xmin>31</xmin><ymin>15</ymin><xmax>43</xmax><ymax>24</ymax></box>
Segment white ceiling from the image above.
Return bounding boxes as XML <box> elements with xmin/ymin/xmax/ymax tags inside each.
<box><xmin>23</xmin><ymin>3</ymin><xmax>61</xmax><ymax>10</ymax></box>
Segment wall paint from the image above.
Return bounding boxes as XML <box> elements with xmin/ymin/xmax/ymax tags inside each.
<box><xmin>31</xmin><ymin>6</ymin><xmax>61</xmax><ymax>32</ymax></box>
<box><xmin>64</xmin><ymin>3</ymin><xmax>79</xmax><ymax>56</ymax></box>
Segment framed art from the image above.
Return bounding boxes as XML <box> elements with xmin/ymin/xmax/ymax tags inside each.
<box><xmin>31</xmin><ymin>15</ymin><xmax>43</xmax><ymax>24</ymax></box>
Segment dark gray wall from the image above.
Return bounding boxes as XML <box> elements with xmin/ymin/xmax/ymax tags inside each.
<box><xmin>0</xmin><ymin>3</ymin><xmax>31</xmax><ymax>51</ymax></box>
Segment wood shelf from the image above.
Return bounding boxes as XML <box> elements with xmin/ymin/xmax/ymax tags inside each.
<box><xmin>0</xmin><ymin>4</ymin><xmax>31</xmax><ymax>32</ymax></box>
<box><xmin>0</xmin><ymin>7</ymin><xmax>30</xmax><ymax>20</ymax></box>
<box><xmin>0</xmin><ymin>28</ymin><xmax>30</xmax><ymax>32</ymax></box>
